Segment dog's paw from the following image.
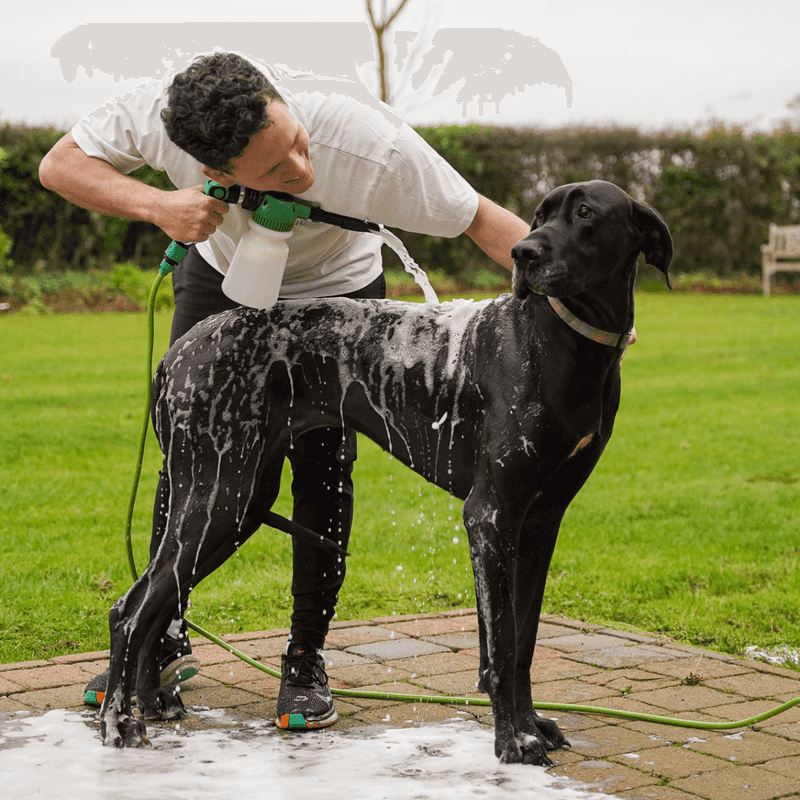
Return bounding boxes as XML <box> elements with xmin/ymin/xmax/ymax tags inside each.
<box><xmin>100</xmin><ymin>714</ymin><xmax>150</xmax><ymax>748</ymax></box>
<box><xmin>495</xmin><ymin>731</ymin><xmax>553</xmax><ymax>766</ymax></box>
<box><xmin>138</xmin><ymin>687</ymin><xmax>186</xmax><ymax>721</ymax></box>
<box><xmin>520</xmin><ymin>733</ymin><xmax>555</xmax><ymax>766</ymax></box>
<box><xmin>530</xmin><ymin>713</ymin><xmax>570</xmax><ymax>751</ymax></box>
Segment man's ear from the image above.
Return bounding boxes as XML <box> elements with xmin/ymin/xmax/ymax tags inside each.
<box><xmin>202</xmin><ymin>166</ymin><xmax>224</xmax><ymax>181</ymax></box>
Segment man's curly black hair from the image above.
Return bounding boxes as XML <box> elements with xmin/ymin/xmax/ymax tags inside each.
<box><xmin>161</xmin><ymin>52</ymin><xmax>283</xmax><ymax>172</ymax></box>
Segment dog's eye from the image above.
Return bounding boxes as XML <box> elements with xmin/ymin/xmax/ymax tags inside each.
<box><xmin>577</xmin><ymin>205</ymin><xmax>594</xmax><ymax>219</ymax></box>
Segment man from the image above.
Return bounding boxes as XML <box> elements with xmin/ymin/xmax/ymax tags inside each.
<box><xmin>39</xmin><ymin>50</ymin><xmax>530</xmax><ymax>730</ymax></box>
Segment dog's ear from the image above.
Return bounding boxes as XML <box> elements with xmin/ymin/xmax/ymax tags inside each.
<box><xmin>631</xmin><ymin>201</ymin><xmax>673</xmax><ymax>289</ymax></box>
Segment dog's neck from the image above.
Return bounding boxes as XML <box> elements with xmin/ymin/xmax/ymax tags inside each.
<box><xmin>546</xmin><ymin>297</ymin><xmax>632</xmax><ymax>350</ymax></box>
<box><xmin>546</xmin><ymin>263</ymin><xmax>636</xmax><ymax>350</ymax></box>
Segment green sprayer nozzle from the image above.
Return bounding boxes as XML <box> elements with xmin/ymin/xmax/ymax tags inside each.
<box><xmin>252</xmin><ymin>194</ymin><xmax>312</xmax><ymax>232</ymax></box>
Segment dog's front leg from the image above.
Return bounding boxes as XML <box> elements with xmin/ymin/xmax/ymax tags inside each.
<box><xmin>512</xmin><ymin>447</ymin><xmax>611</xmax><ymax>753</ymax></box>
<box><xmin>512</xmin><ymin>508</ymin><xmax>570</xmax><ymax>753</ymax></box>
<box><xmin>464</xmin><ymin>490</ymin><xmax>551</xmax><ymax>767</ymax></box>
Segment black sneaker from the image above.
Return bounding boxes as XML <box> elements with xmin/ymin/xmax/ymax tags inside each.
<box><xmin>84</xmin><ymin>621</ymin><xmax>201</xmax><ymax>706</ymax></box>
<box><xmin>275</xmin><ymin>647</ymin><xmax>338</xmax><ymax>730</ymax></box>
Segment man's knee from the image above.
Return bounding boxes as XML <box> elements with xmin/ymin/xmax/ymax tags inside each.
<box><xmin>290</xmin><ymin>428</ymin><xmax>357</xmax><ymax>489</ymax></box>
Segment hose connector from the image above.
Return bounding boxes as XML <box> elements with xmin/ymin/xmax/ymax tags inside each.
<box><xmin>159</xmin><ymin>241</ymin><xmax>190</xmax><ymax>275</ymax></box>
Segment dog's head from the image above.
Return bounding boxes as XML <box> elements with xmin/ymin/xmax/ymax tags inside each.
<box><xmin>511</xmin><ymin>180</ymin><xmax>673</xmax><ymax>300</ymax></box>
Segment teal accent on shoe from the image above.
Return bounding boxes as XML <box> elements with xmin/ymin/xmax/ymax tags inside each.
<box><xmin>84</xmin><ymin>689</ymin><xmax>104</xmax><ymax>706</ymax></box>
<box><xmin>177</xmin><ymin>665</ymin><xmax>199</xmax><ymax>682</ymax></box>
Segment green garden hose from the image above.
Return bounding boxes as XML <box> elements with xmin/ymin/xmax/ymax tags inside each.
<box><xmin>123</xmin><ymin>263</ymin><xmax>173</xmax><ymax>581</ymax></box>
<box><xmin>188</xmin><ymin>618</ymin><xmax>800</xmax><ymax>731</ymax></box>
<box><xmin>121</xmin><ymin>255</ymin><xmax>800</xmax><ymax>734</ymax></box>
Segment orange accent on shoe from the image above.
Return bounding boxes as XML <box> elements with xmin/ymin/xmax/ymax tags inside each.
<box><xmin>276</xmin><ymin>713</ymin><xmax>308</xmax><ymax>729</ymax></box>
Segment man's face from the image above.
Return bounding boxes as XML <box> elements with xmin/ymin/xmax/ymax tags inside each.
<box><xmin>201</xmin><ymin>99</ymin><xmax>315</xmax><ymax>194</ymax></box>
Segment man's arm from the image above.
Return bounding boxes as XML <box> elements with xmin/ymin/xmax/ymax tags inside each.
<box><xmin>464</xmin><ymin>194</ymin><xmax>530</xmax><ymax>272</ymax></box>
<box><xmin>39</xmin><ymin>133</ymin><xmax>228</xmax><ymax>242</ymax></box>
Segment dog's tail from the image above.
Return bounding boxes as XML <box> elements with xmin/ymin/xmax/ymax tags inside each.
<box><xmin>262</xmin><ymin>510</ymin><xmax>350</xmax><ymax>557</ymax></box>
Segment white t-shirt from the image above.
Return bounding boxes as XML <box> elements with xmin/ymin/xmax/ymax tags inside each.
<box><xmin>72</xmin><ymin>59</ymin><xmax>480</xmax><ymax>298</ymax></box>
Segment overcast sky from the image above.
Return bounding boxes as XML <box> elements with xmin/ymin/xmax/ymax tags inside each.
<box><xmin>3</xmin><ymin>0</ymin><xmax>799</xmax><ymax>132</ymax></box>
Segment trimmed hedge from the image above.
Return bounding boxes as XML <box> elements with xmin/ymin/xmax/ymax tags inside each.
<box><xmin>407</xmin><ymin>125</ymin><xmax>800</xmax><ymax>279</ymax></box>
<box><xmin>0</xmin><ymin>125</ymin><xmax>173</xmax><ymax>273</ymax></box>
<box><xmin>2</xmin><ymin>121</ymin><xmax>799</xmax><ymax>278</ymax></box>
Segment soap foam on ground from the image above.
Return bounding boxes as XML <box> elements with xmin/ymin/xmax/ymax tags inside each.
<box><xmin>0</xmin><ymin>709</ymin><xmax>608</xmax><ymax>800</ymax></box>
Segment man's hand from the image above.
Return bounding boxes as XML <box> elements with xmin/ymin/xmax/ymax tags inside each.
<box><xmin>151</xmin><ymin>185</ymin><xmax>229</xmax><ymax>242</ymax></box>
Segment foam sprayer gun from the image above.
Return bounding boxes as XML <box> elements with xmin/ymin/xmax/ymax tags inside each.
<box><xmin>158</xmin><ymin>180</ymin><xmax>380</xmax><ymax>309</ymax></box>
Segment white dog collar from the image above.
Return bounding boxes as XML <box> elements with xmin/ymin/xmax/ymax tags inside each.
<box><xmin>547</xmin><ymin>296</ymin><xmax>632</xmax><ymax>350</ymax></box>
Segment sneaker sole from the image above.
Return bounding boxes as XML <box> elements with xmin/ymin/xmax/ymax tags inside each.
<box><xmin>83</xmin><ymin>656</ymin><xmax>201</xmax><ymax>707</ymax></box>
<box><xmin>275</xmin><ymin>708</ymin><xmax>339</xmax><ymax>730</ymax></box>
<box><xmin>159</xmin><ymin>655</ymin><xmax>201</xmax><ymax>688</ymax></box>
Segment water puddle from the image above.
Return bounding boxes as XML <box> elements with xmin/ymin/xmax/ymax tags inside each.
<box><xmin>0</xmin><ymin>710</ymin><xmax>605</xmax><ymax>800</ymax></box>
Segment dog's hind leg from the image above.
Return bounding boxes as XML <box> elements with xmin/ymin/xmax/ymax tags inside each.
<box><xmin>101</xmin><ymin>449</ymin><xmax>273</xmax><ymax>745</ymax></box>
<box><xmin>100</xmin><ymin>592</ymin><xmax>152</xmax><ymax>747</ymax></box>
<box><xmin>99</xmin><ymin>564</ymin><xmax>189</xmax><ymax>746</ymax></box>
<box><xmin>100</xmin><ymin>552</ymin><xmax>214</xmax><ymax>747</ymax></box>
<box><xmin>133</xmin><ymin>440</ymin><xmax>286</xmax><ymax>721</ymax></box>
<box><xmin>133</xmin><ymin>506</ymin><xmax>264</xmax><ymax>721</ymax></box>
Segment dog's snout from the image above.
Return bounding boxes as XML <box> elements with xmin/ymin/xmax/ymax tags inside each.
<box><xmin>512</xmin><ymin>238</ymin><xmax>543</xmax><ymax>264</ymax></box>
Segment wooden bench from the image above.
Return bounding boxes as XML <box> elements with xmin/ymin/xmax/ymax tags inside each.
<box><xmin>762</xmin><ymin>223</ymin><xmax>800</xmax><ymax>295</ymax></box>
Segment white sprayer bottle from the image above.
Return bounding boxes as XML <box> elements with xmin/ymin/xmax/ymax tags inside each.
<box><xmin>222</xmin><ymin>195</ymin><xmax>304</xmax><ymax>309</ymax></box>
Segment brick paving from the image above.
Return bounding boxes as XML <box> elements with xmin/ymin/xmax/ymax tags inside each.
<box><xmin>1</xmin><ymin>612</ymin><xmax>799</xmax><ymax>798</ymax></box>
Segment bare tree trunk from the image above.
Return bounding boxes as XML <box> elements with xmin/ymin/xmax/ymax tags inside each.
<box><xmin>365</xmin><ymin>0</ymin><xmax>413</xmax><ymax>105</ymax></box>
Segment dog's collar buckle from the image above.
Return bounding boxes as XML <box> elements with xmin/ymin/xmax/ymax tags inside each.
<box><xmin>547</xmin><ymin>297</ymin><xmax>632</xmax><ymax>350</ymax></box>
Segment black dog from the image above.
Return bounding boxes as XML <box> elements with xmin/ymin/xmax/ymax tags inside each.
<box><xmin>100</xmin><ymin>180</ymin><xmax>672</xmax><ymax>765</ymax></box>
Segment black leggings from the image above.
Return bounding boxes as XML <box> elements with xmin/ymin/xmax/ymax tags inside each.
<box><xmin>153</xmin><ymin>246</ymin><xmax>386</xmax><ymax>651</ymax></box>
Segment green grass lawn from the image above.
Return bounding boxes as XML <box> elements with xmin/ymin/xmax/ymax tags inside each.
<box><xmin>1</xmin><ymin>292</ymin><xmax>798</xmax><ymax>666</ymax></box>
